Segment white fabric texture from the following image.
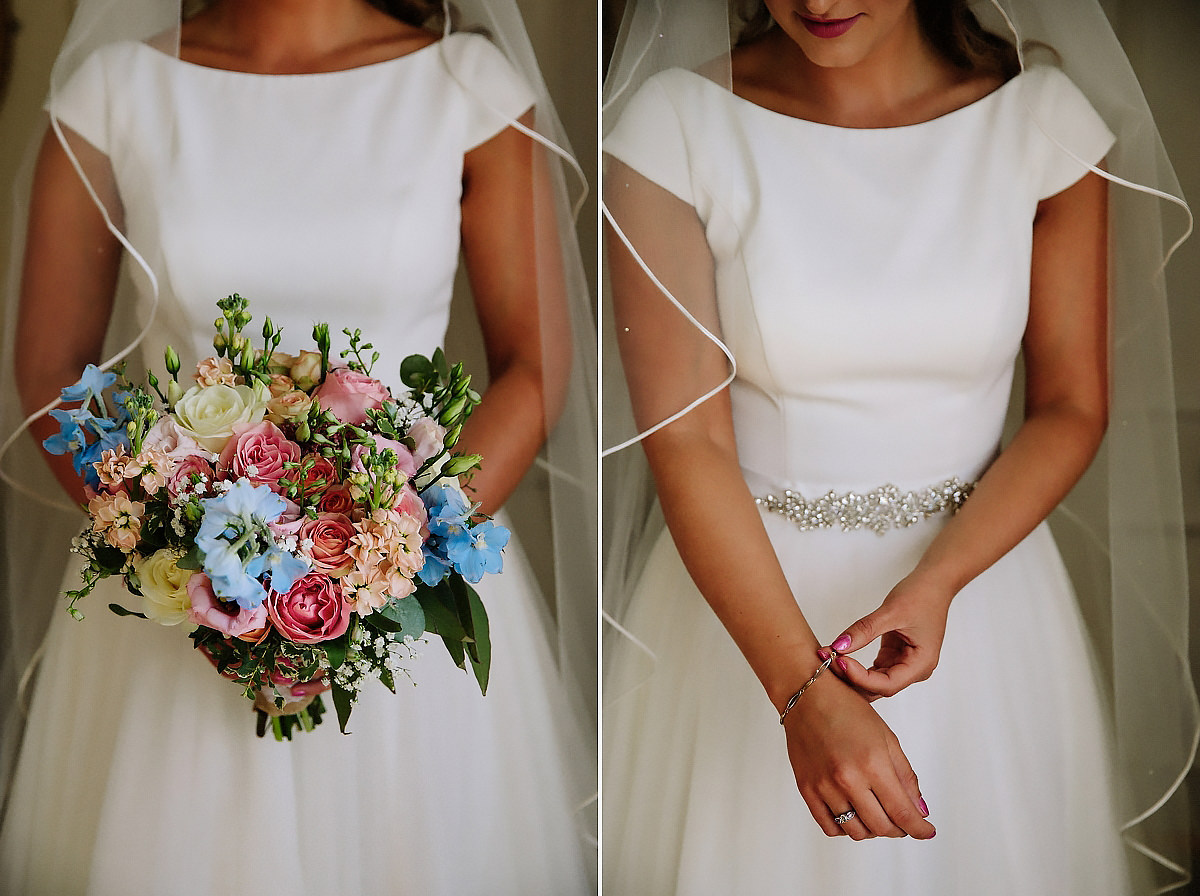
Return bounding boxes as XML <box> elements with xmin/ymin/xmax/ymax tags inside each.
<box><xmin>603</xmin><ymin>64</ymin><xmax>1136</xmax><ymax>894</ymax></box>
<box><xmin>0</xmin><ymin>34</ymin><xmax>590</xmax><ymax>896</ymax></box>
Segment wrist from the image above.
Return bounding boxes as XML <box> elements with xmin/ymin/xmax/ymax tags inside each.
<box><xmin>899</xmin><ymin>564</ymin><xmax>960</xmax><ymax>610</ymax></box>
<box><xmin>765</xmin><ymin>646</ymin><xmax>831</xmax><ymax>716</ymax></box>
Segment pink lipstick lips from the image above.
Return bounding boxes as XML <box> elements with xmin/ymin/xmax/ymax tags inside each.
<box><xmin>800</xmin><ymin>13</ymin><xmax>863</xmax><ymax>38</ymax></box>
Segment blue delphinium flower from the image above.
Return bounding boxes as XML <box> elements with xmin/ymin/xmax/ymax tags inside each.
<box><xmin>418</xmin><ymin>483</ymin><xmax>508</xmax><ymax>585</ymax></box>
<box><xmin>60</xmin><ymin>364</ymin><xmax>117</xmax><ymax>404</ymax></box>
<box><xmin>43</xmin><ymin>408</ymin><xmax>92</xmax><ymax>457</ymax></box>
<box><xmin>43</xmin><ymin>368</ymin><xmax>133</xmax><ymax>488</ymax></box>
<box><xmin>196</xmin><ymin>480</ymin><xmax>309</xmax><ymax>610</ymax></box>
<box><xmin>445</xmin><ymin>519</ymin><xmax>509</xmax><ymax>584</ymax></box>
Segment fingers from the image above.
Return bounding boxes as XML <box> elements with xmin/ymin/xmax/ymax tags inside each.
<box><xmin>800</xmin><ymin>791</ymin><xmax>846</xmax><ymax>837</ymax></box>
<box><xmin>832</xmin><ymin>653</ymin><xmax>913</xmax><ymax>699</ymax></box>
<box><xmin>290</xmin><ymin>678</ymin><xmax>331</xmax><ymax>697</ymax></box>
<box><xmin>886</xmin><ymin>732</ymin><xmax>928</xmax><ymax>819</ymax></box>
<box><xmin>873</xmin><ymin>744</ymin><xmax>936</xmax><ymax>840</ymax></box>
<box><xmin>830</xmin><ymin>609</ymin><xmax>885</xmax><ymax>656</ymax></box>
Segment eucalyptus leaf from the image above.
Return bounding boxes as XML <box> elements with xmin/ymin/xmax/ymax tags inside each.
<box><xmin>376</xmin><ymin>597</ymin><xmax>425</xmax><ymax>640</ymax></box>
<box><xmin>176</xmin><ymin>545</ymin><xmax>203</xmax><ymax>571</ymax></box>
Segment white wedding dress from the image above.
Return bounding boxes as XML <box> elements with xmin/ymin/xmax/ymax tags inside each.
<box><xmin>604</xmin><ymin>66</ymin><xmax>1136</xmax><ymax>894</ymax></box>
<box><xmin>0</xmin><ymin>34</ymin><xmax>591</xmax><ymax>895</ymax></box>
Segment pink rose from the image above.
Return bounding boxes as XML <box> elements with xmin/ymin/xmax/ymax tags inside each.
<box><xmin>294</xmin><ymin>455</ymin><xmax>338</xmax><ymax>501</ymax></box>
<box><xmin>351</xmin><ymin>434</ymin><xmax>418</xmax><ymax>480</ymax></box>
<box><xmin>298</xmin><ymin>513</ymin><xmax>357</xmax><ymax>577</ymax></box>
<box><xmin>318</xmin><ymin>484</ymin><xmax>358</xmax><ymax>517</ymax></box>
<box><xmin>408</xmin><ymin>416</ymin><xmax>447</xmax><ymax>467</ymax></box>
<box><xmin>312</xmin><ymin>367</ymin><xmax>390</xmax><ymax>424</ymax></box>
<box><xmin>267</xmin><ymin>572</ymin><xmax>351</xmax><ymax>644</ymax></box>
<box><xmin>218</xmin><ymin>421</ymin><xmax>301</xmax><ymax>492</ymax></box>
<box><xmin>166</xmin><ymin>454</ymin><xmax>216</xmax><ymax>500</ymax></box>
<box><xmin>143</xmin><ymin>418</ymin><xmax>208</xmax><ymax>460</ymax></box>
<box><xmin>392</xmin><ymin>483</ymin><xmax>428</xmax><ymax>529</ymax></box>
<box><xmin>267</xmin><ymin>496</ymin><xmax>306</xmax><ymax>538</ymax></box>
<box><xmin>187</xmin><ymin>573</ymin><xmax>268</xmax><ymax>638</ymax></box>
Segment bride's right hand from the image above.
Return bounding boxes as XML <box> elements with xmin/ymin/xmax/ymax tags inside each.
<box><xmin>782</xmin><ymin>671</ymin><xmax>936</xmax><ymax>841</ymax></box>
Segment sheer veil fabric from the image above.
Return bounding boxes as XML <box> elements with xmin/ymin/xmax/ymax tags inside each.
<box><xmin>602</xmin><ymin>0</ymin><xmax>1197</xmax><ymax>889</ymax></box>
<box><xmin>0</xmin><ymin>0</ymin><xmax>597</xmax><ymax>844</ymax></box>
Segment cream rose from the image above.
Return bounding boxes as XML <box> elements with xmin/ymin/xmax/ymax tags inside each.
<box><xmin>290</xmin><ymin>351</ymin><xmax>324</xmax><ymax>392</ymax></box>
<box><xmin>136</xmin><ymin>550</ymin><xmax>196</xmax><ymax>629</ymax></box>
<box><xmin>172</xmin><ymin>382</ymin><xmax>268</xmax><ymax>452</ymax></box>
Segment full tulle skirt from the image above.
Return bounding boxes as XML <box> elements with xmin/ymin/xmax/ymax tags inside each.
<box><xmin>604</xmin><ymin>514</ymin><xmax>1132</xmax><ymax>896</ymax></box>
<box><xmin>2</xmin><ymin>529</ymin><xmax>592</xmax><ymax>896</ymax></box>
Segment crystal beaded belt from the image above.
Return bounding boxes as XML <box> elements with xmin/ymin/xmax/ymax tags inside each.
<box><xmin>754</xmin><ymin>477</ymin><xmax>975</xmax><ymax>536</ymax></box>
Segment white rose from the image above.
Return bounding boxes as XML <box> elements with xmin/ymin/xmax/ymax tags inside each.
<box><xmin>172</xmin><ymin>382</ymin><xmax>267</xmax><ymax>452</ymax></box>
<box><xmin>136</xmin><ymin>550</ymin><xmax>197</xmax><ymax>629</ymax></box>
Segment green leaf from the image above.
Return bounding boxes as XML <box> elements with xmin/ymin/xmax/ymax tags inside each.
<box><xmin>92</xmin><ymin>544</ymin><xmax>128</xmax><ymax>575</ymax></box>
<box><xmin>400</xmin><ymin>354</ymin><xmax>435</xmax><ymax>390</ymax></box>
<box><xmin>324</xmin><ymin>632</ymin><xmax>350</xmax><ymax>669</ymax></box>
<box><xmin>379</xmin><ymin>667</ymin><xmax>396</xmax><ymax>694</ymax></box>
<box><xmin>416</xmin><ymin>585</ymin><xmax>467</xmax><ymax>642</ymax></box>
<box><xmin>107</xmin><ymin>603</ymin><xmax>147</xmax><ymax>619</ymax></box>
<box><xmin>176</xmin><ymin>545</ymin><xmax>203</xmax><ymax>571</ymax></box>
<box><xmin>439</xmin><ymin>631</ymin><xmax>466</xmax><ymax>670</ymax></box>
<box><xmin>331</xmin><ymin>684</ymin><xmax>354</xmax><ymax>734</ymax></box>
<box><xmin>462</xmin><ymin>583</ymin><xmax>491</xmax><ymax>695</ymax></box>
<box><xmin>366</xmin><ymin>597</ymin><xmax>425</xmax><ymax>641</ymax></box>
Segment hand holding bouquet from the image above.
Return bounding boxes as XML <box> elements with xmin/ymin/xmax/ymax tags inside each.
<box><xmin>46</xmin><ymin>295</ymin><xmax>506</xmax><ymax>739</ymax></box>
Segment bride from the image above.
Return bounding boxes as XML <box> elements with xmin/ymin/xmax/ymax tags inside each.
<box><xmin>0</xmin><ymin>0</ymin><xmax>595</xmax><ymax>893</ymax></box>
<box><xmin>602</xmin><ymin>0</ymin><xmax>1196</xmax><ymax>893</ymax></box>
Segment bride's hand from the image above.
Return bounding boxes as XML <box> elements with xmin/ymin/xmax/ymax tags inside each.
<box><xmin>826</xmin><ymin>573</ymin><xmax>953</xmax><ymax>700</ymax></box>
<box><xmin>253</xmin><ymin>677</ymin><xmax>330</xmax><ymax>717</ymax></box>
<box><xmin>784</xmin><ymin>671</ymin><xmax>935</xmax><ymax>840</ymax></box>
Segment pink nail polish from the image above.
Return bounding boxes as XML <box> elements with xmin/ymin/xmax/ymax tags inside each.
<box><xmin>919</xmin><ymin>798</ymin><xmax>929</xmax><ymax>817</ymax></box>
<box><xmin>832</xmin><ymin>634</ymin><xmax>851</xmax><ymax>652</ymax></box>
<box><xmin>817</xmin><ymin>648</ymin><xmax>831</xmax><ymax>662</ymax></box>
<box><xmin>836</xmin><ymin>658</ymin><xmax>848</xmax><ymax>673</ymax></box>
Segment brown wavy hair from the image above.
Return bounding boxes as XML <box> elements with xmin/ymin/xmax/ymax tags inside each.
<box><xmin>734</xmin><ymin>0</ymin><xmax>1020</xmax><ymax>79</ymax></box>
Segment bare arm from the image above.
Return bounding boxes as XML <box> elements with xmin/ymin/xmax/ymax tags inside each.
<box><xmin>454</xmin><ymin>111</ymin><xmax>571</xmax><ymax>516</ymax></box>
<box><xmin>832</xmin><ymin>171</ymin><xmax>1109</xmax><ymax>695</ymax></box>
<box><xmin>607</xmin><ymin>159</ymin><xmax>934</xmax><ymax>840</ymax></box>
<box><xmin>15</xmin><ymin>127</ymin><xmax>122</xmax><ymax>506</ymax></box>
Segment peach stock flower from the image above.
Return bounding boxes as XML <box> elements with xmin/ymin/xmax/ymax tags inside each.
<box><xmin>194</xmin><ymin>356</ymin><xmax>237</xmax><ymax>388</ymax></box>
<box><xmin>89</xmin><ymin>492</ymin><xmax>146</xmax><ymax>551</ymax></box>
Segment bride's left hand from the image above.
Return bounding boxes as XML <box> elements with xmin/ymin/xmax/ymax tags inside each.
<box><xmin>826</xmin><ymin>574</ymin><xmax>954</xmax><ymax>701</ymax></box>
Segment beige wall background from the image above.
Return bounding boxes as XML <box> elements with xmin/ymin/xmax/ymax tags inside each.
<box><xmin>1100</xmin><ymin>1</ymin><xmax>1200</xmax><ymax>882</ymax></box>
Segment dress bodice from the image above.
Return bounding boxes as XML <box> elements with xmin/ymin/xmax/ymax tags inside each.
<box><xmin>51</xmin><ymin>33</ymin><xmax>534</xmax><ymax>370</ymax></box>
<box><xmin>605</xmin><ymin>66</ymin><xmax>1113</xmax><ymax>493</ymax></box>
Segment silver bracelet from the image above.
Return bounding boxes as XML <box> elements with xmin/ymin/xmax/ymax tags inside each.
<box><xmin>778</xmin><ymin>653</ymin><xmax>834</xmax><ymax>725</ymax></box>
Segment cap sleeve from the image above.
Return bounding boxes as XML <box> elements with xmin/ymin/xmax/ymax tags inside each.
<box><xmin>1027</xmin><ymin>66</ymin><xmax>1116</xmax><ymax>200</ymax></box>
<box><xmin>442</xmin><ymin>33</ymin><xmax>537</xmax><ymax>151</ymax></box>
<box><xmin>604</xmin><ymin>70</ymin><xmax>695</xmax><ymax>207</ymax></box>
<box><xmin>44</xmin><ymin>43</ymin><xmax>122</xmax><ymax>154</ymax></box>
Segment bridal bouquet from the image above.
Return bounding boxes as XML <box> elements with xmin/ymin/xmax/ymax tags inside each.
<box><xmin>45</xmin><ymin>295</ymin><xmax>504</xmax><ymax>739</ymax></box>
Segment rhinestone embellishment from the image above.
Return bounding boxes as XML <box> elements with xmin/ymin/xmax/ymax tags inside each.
<box><xmin>754</xmin><ymin>478</ymin><xmax>975</xmax><ymax>536</ymax></box>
